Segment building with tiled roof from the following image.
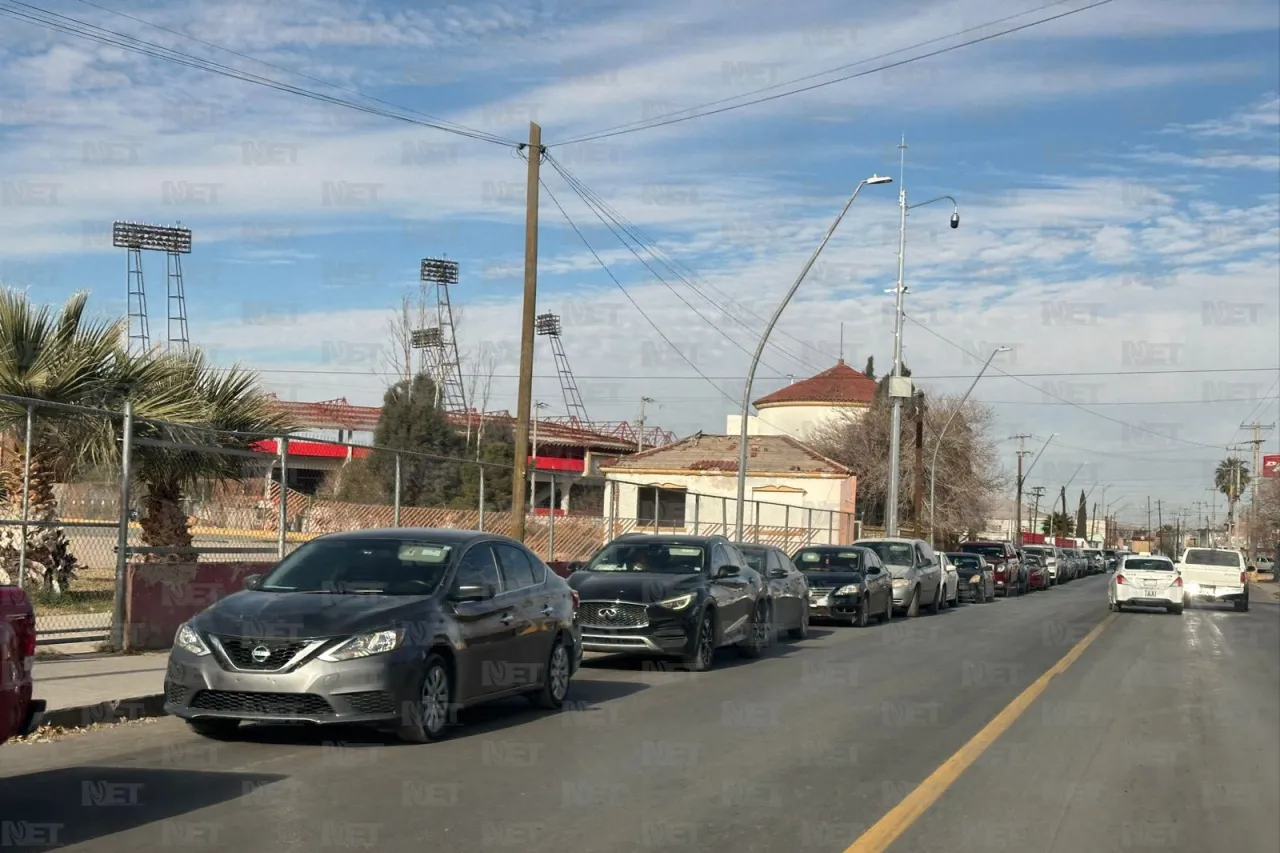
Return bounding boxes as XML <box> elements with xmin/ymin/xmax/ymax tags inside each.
<box><xmin>725</xmin><ymin>359</ymin><xmax>876</xmax><ymax>443</ymax></box>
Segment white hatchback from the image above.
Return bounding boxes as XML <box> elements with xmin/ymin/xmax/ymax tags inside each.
<box><xmin>1109</xmin><ymin>554</ymin><xmax>1183</xmax><ymax>615</ymax></box>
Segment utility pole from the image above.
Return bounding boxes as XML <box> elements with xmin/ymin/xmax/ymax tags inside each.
<box><xmin>1030</xmin><ymin>486</ymin><xmax>1045</xmax><ymax>537</ymax></box>
<box><xmin>886</xmin><ymin>136</ymin><xmax>910</xmax><ymax>538</ymax></box>
<box><xmin>636</xmin><ymin>396</ymin><xmax>654</xmax><ymax>453</ymax></box>
<box><xmin>511</xmin><ymin>122</ymin><xmax>543</xmax><ymax>542</ymax></box>
<box><xmin>1241</xmin><ymin>422</ymin><xmax>1274</xmax><ymax>561</ymax></box>
<box><xmin>1146</xmin><ymin>496</ymin><xmax>1152</xmax><ymax>537</ymax></box>
<box><xmin>1010</xmin><ymin>433</ymin><xmax>1032</xmax><ymax>544</ymax></box>
<box><xmin>1058</xmin><ymin>486</ymin><xmax>1067</xmax><ymax>539</ymax></box>
<box><xmin>1157</xmin><ymin>499</ymin><xmax>1163</xmax><ymax>555</ymax></box>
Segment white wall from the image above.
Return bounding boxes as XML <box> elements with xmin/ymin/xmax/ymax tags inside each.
<box><xmin>726</xmin><ymin>404</ymin><xmax>866</xmax><ymax>442</ymax></box>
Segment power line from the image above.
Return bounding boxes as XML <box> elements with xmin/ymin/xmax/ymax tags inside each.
<box><xmin>903</xmin><ymin>313</ymin><xmax>1230</xmax><ymax>451</ymax></box>
<box><xmin>552</xmin><ymin>0</ymin><xmax>1118</xmax><ymax>145</ymax></box>
<box><xmin>66</xmin><ymin>0</ymin><xmax>514</xmax><ymax>145</ymax></box>
<box><xmin>238</xmin><ymin>365</ymin><xmax>1280</xmax><ymax>379</ymax></box>
<box><xmin>0</xmin><ymin>0</ymin><xmax>515</xmax><ymax>146</ymax></box>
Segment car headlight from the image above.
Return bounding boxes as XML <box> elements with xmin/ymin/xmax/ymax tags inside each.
<box><xmin>969</xmin><ymin>574</ymin><xmax>981</xmax><ymax>584</ymax></box>
<box><xmin>891</xmin><ymin>578</ymin><xmax>910</xmax><ymax>589</ymax></box>
<box><xmin>174</xmin><ymin>622</ymin><xmax>211</xmax><ymax>657</ymax></box>
<box><xmin>659</xmin><ymin>594</ymin><xmax>695</xmax><ymax>611</ymax></box>
<box><xmin>319</xmin><ymin>629</ymin><xmax>403</xmax><ymax>662</ymax></box>
<box><xmin>835</xmin><ymin>584</ymin><xmax>861</xmax><ymax>596</ymax></box>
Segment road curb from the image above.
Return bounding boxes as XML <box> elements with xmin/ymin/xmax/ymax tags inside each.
<box><xmin>38</xmin><ymin>694</ymin><xmax>168</xmax><ymax>731</ymax></box>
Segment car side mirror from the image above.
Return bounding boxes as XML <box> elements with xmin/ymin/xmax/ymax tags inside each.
<box><xmin>768</xmin><ymin>568</ymin><xmax>788</xmax><ymax>579</ymax></box>
<box><xmin>243</xmin><ymin>574</ymin><xmax>262</xmax><ymax>590</ymax></box>
<box><xmin>451</xmin><ymin>583</ymin><xmax>494</xmax><ymax>602</ymax></box>
<box><xmin>867</xmin><ymin>566</ymin><xmax>880</xmax><ymax>575</ymax></box>
<box><xmin>717</xmin><ymin>564</ymin><xmax>740</xmax><ymax>578</ymax></box>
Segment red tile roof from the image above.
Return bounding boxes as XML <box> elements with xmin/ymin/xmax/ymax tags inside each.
<box><xmin>752</xmin><ymin>360</ymin><xmax>876</xmax><ymax>409</ymax></box>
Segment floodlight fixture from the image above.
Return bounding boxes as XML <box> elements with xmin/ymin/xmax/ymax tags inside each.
<box><xmin>112</xmin><ymin>221</ymin><xmax>192</xmax><ymax>253</ymax></box>
<box><xmin>412</xmin><ymin>327</ymin><xmax>444</xmax><ymax>348</ymax></box>
<box><xmin>420</xmin><ymin>257</ymin><xmax>459</xmax><ymax>284</ymax></box>
<box><xmin>535</xmin><ymin>313</ymin><xmax>562</xmax><ymax>337</ymax></box>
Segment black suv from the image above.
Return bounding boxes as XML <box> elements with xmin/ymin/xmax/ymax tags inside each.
<box><xmin>568</xmin><ymin>534</ymin><xmax>771</xmax><ymax>671</ymax></box>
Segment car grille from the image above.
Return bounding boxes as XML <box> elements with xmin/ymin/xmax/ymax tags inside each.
<box><xmin>216</xmin><ymin>637</ymin><xmax>312</xmax><ymax>671</ymax></box>
<box><xmin>189</xmin><ymin>690</ymin><xmax>333</xmax><ymax>717</ymax></box>
<box><xmin>164</xmin><ymin>682</ymin><xmax>189</xmax><ymax>705</ymax></box>
<box><xmin>345</xmin><ymin>691</ymin><xmax>397</xmax><ymax>715</ymax></box>
<box><xmin>578</xmin><ymin>601</ymin><xmax>649</xmax><ymax>628</ymax></box>
<box><xmin>809</xmin><ymin>586</ymin><xmax>841</xmax><ymax>596</ymax></box>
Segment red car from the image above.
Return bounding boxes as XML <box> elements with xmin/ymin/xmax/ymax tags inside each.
<box><xmin>958</xmin><ymin>540</ymin><xmax>1027</xmax><ymax>597</ymax></box>
<box><xmin>0</xmin><ymin>584</ymin><xmax>43</xmax><ymax>744</ymax></box>
<box><xmin>1022</xmin><ymin>553</ymin><xmax>1051</xmax><ymax>590</ymax></box>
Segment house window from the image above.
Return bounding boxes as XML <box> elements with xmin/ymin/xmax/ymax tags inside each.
<box><xmin>637</xmin><ymin>486</ymin><xmax>686</xmax><ymax>528</ymax></box>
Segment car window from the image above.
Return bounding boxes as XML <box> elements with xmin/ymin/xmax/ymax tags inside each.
<box><xmin>259</xmin><ymin>537</ymin><xmax>454</xmax><ymax>595</ymax></box>
<box><xmin>493</xmin><ymin>542</ymin><xmax>537</xmax><ymax>591</ymax></box>
<box><xmin>767</xmin><ymin>550</ymin><xmax>786</xmax><ymax>574</ymax></box>
<box><xmin>585</xmin><ymin>540</ymin><xmax>707</xmax><ymax>573</ymax></box>
<box><xmin>453</xmin><ymin>544</ymin><xmax>501</xmax><ymax>596</ymax></box>
<box><xmin>1124</xmin><ymin>558</ymin><xmax>1174</xmax><ymax>572</ymax></box>
<box><xmin>1182</xmin><ymin>549</ymin><xmax>1243</xmax><ymax>568</ymax></box>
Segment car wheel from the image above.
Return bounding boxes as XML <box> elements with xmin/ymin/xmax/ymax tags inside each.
<box><xmin>684</xmin><ymin>609</ymin><xmax>717</xmax><ymax>671</ymax></box>
<box><xmin>398</xmin><ymin>654</ymin><xmax>452</xmax><ymax>744</ymax></box>
<box><xmin>853</xmin><ymin>596</ymin><xmax>869</xmax><ymax>628</ymax></box>
<box><xmin>1234</xmin><ymin>595</ymin><xmax>1249</xmax><ymax>613</ymax></box>
<box><xmin>1169</xmin><ymin>605</ymin><xmax>1184</xmax><ymax>616</ymax></box>
<box><xmin>929</xmin><ymin>584</ymin><xmax>942</xmax><ymax>615</ymax></box>
<box><xmin>906</xmin><ymin>587</ymin><xmax>920</xmax><ymax>617</ymax></box>
<box><xmin>789</xmin><ymin>602</ymin><xmax>810</xmax><ymax>640</ymax></box>
<box><xmin>881</xmin><ymin>592</ymin><xmax>894</xmax><ymax>623</ymax></box>
<box><xmin>527</xmin><ymin>636</ymin><xmax>572</xmax><ymax>710</ymax></box>
<box><xmin>1110</xmin><ymin>600</ymin><xmax>1121</xmax><ymax>612</ymax></box>
<box><xmin>186</xmin><ymin>719</ymin><xmax>240</xmax><ymax>740</ymax></box>
<box><xmin>737</xmin><ymin>602</ymin><xmax>772</xmax><ymax>658</ymax></box>
<box><xmin>949</xmin><ymin>586</ymin><xmax>959</xmax><ymax>609</ymax></box>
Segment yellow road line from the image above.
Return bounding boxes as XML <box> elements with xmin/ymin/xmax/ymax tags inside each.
<box><xmin>844</xmin><ymin>613</ymin><xmax>1117</xmax><ymax>853</ymax></box>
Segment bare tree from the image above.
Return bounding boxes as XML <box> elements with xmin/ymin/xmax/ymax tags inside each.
<box><xmin>811</xmin><ymin>394</ymin><xmax>1006</xmax><ymax>541</ymax></box>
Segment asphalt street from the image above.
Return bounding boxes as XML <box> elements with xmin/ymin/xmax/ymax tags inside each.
<box><xmin>3</xmin><ymin>575</ymin><xmax>1277</xmax><ymax>853</ymax></box>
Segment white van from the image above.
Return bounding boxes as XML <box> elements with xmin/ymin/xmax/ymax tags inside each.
<box><xmin>1178</xmin><ymin>547</ymin><xmax>1249</xmax><ymax>611</ymax></box>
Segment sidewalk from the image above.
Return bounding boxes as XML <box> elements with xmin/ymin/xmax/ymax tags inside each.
<box><xmin>32</xmin><ymin>652</ymin><xmax>168</xmax><ymax>730</ymax></box>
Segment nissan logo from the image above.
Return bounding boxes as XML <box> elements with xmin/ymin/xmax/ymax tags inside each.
<box><xmin>600</xmin><ymin>607</ymin><xmax>619</xmax><ymax>619</ymax></box>
<box><xmin>250</xmin><ymin>645</ymin><xmax>271</xmax><ymax>664</ymax></box>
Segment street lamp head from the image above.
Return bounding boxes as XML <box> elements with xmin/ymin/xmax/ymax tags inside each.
<box><xmin>996</xmin><ymin>345</ymin><xmax>1011</xmax><ymax>353</ymax></box>
<box><xmin>949</xmin><ymin>212</ymin><xmax>960</xmax><ymax>229</ymax></box>
<box><xmin>866</xmin><ymin>175</ymin><xmax>893</xmax><ymax>185</ymax></box>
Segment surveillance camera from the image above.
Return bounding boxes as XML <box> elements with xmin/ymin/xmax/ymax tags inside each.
<box><xmin>950</xmin><ymin>213</ymin><xmax>960</xmax><ymax>229</ymax></box>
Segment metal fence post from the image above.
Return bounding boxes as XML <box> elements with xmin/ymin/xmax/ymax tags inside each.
<box><xmin>548</xmin><ymin>476</ymin><xmax>556</xmax><ymax>561</ymax></box>
<box><xmin>693</xmin><ymin>493</ymin><xmax>701</xmax><ymax>535</ymax></box>
<box><xmin>17</xmin><ymin>404</ymin><xmax>33</xmax><ymax>588</ymax></box>
<box><xmin>277</xmin><ymin>437</ymin><xmax>288</xmax><ymax>559</ymax></box>
<box><xmin>806</xmin><ymin>508</ymin><xmax>814</xmax><ymax>546</ymax></box>
<box><xmin>393</xmin><ymin>453</ymin><xmax>402</xmax><ymax>527</ymax></box>
<box><xmin>477</xmin><ymin>464</ymin><xmax>486</xmax><ymax>531</ymax></box>
<box><xmin>828</xmin><ymin>510</ymin><xmax>834</xmax><ymax>544</ymax></box>
<box><xmin>110</xmin><ymin>401</ymin><xmax>133</xmax><ymax>651</ymax></box>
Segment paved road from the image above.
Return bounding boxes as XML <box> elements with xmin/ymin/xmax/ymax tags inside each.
<box><xmin>3</xmin><ymin>576</ymin><xmax>1277</xmax><ymax>853</ymax></box>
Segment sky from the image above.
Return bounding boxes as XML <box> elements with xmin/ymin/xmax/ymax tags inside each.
<box><xmin>0</xmin><ymin>0</ymin><xmax>1278</xmax><ymax>527</ymax></box>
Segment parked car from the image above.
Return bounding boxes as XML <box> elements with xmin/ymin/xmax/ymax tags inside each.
<box><xmin>790</xmin><ymin>545</ymin><xmax>893</xmax><ymax>626</ymax></box>
<box><xmin>958</xmin><ymin>541</ymin><xmax>1026</xmax><ymax>597</ymax></box>
<box><xmin>855</xmin><ymin>537</ymin><xmax>945</xmax><ymax>617</ymax></box>
<box><xmin>569</xmin><ymin>533</ymin><xmax>772</xmax><ymax>670</ymax></box>
<box><xmin>0</xmin><ymin>584</ymin><xmax>43</xmax><ymax>744</ymax></box>
<box><xmin>1083</xmin><ymin>549</ymin><xmax>1105</xmax><ymax>575</ymax></box>
<box><xmin>1102</xmin><ymin>549</ymin><xmax>1119</xmax><ymax>572</ymax></box>
<box><xmin>1023</xmin><ymin>551</ymin><xmax>1051</xmax><ymax>591</ymax></box>
<box><xmin>1177</xmin><ymin>547</ymin><xmax>1249</xmax><ymax>611</ymax></box>
<box><xmin>1060</xmin><ymin>549</ymin><xmax>1081</xmax><ymax>583</ymax></box>
<box><xmin>1021</xmin><ymin>545</ymin><xmax>1060</xmax><ymax>585</ymax></box>
<box><xmin>737</xmin><ymin>543</ymin><xmax>810</xmax><ymax>639</ymax></box>
<box><xmin>164</xmin><ymin>529</ymin><xmax>582</xmax><ymax>743</ymax></box>
<box><xmin>948</xmin><ymin>552</ymin><xmax>995</xmax><ymax>603</ymax></box>
<box><xmin>1110</xmin><ymin>554</ymin><xmax>1183</xmax><ymax>614</ymax></box>
<box><xmin>938</xmin><ymin>552</ymin><xmax>961</xmax><ymax>608</ymax></box>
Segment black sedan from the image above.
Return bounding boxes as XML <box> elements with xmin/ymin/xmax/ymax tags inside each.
<box><xmin>164</xmin><ymin>529</ymin><xmax>582</xmax><ymax>743</ymax></box>
<box><xmin>791</xmin><ymin>545</ymin><xmax>894</xmax><ymax>627</ymax></box>
<box><xmin>568</xmin><ymin>534</ymin><xmax>771</xmax><ymax>671</ymax></box>
<box><xmin>736</xmin><ymin>543</ymin><xmax>810</xmax><ymax>640</ymax></box>
<box><xmin>948</xmin><ymin>552</ymin><xmax>995</xmax><ymax>603</ymax></box>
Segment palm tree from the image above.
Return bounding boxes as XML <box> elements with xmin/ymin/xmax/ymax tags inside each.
<box><xmin>1214</xmin><ymin>457</ymin><xmax>1250</xmax><ymax>527</ymax></box>
<box><xmin>0</xmin><ymin>289</ymin><xmax>122</xmax><ymax>589</ymax></box>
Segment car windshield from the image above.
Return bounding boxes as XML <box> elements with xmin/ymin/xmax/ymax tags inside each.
<box><xmin>961</xmin><ymin>543</ymin><xmax>1006</xmax><ymax>559</ymax></box>
<box><xmin>585</xmin><ymin>541</ymin><xmax>706</xmax><ymax>573</ymax></box>
<box><xmin>738</xmin><ymin>547</ymin><xmax>767</xmax><ymax>572</ymax></box>
<box><xmin>258</xmin><ymin>538</ymin><xmax>454</xmax><ymax>594</ymax></box>
<box><xmin>1023</xmin><ymin>547</ymin><xmax>1051</xmax><ymax>558</ymax></box>
<box><xmin>1182</xmin><ymin>549</ymin><xmax>1243</xmax><ymax>568</ymax></box>
<box><xmin>794</xmin><ymin>550</ymin><xmax>864</xmax><ymax>572</ymax></box>
<box><xmin>1125</xmin><ymin>558</ymin><xmax>1174</xmax><ymax>572</ymax></box>
<box><xmin>948</xmin><ymin>554</ymin><xmax>981</xmax><ymax>569</ymax></box>
<box><xmin>858</xmin><ymin>542</ymin><xmax>914</xmax><ymax>567</ymax></box>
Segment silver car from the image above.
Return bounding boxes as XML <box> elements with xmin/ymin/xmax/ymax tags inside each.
<box><xmin>855</xmin><ymin>537</ymin><xmax>944</xmax><ymax>617</ymax></box>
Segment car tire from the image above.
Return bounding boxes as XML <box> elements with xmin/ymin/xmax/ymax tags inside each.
<box><xmin>929</xmin><ymin>584</ymin><xmax>942</xmax><ymax>615</ymax></box>
<box><xmin>789</xmin><ymin>603</ymin><xmax>810</xmax><ymax>640</ymax></box>
<box><xmin>853</xmin><ymin>596</ymin><xmax>869</xmax><ymax>627</ymax></box>
<box><xmin>737</xmin><ymin>602</ymin><xmax>771</xmax><ymax>658</ymax></box>
<box><xmin>186</xmin><ymin>719</ymin><xmax>240</xmax><ymax>740</ymax></box>
<box><xmin>398</xmin><ymin>654</ymin><xmax>453</xmax><ymax>744</ymax></box>
<box><xmin>949</xmin><ymin>586</ymin><xmax>959</xmax><ymax>609</ymax></box>
<box><xmin>1169</xmin><ymin>605</ymin><xmax>1184</xmax><ymax>616</ymax></box>
<box><xmin>684</xmin><ymin>609</ymin><xmax>717</xmax><ymax>671</ymax></box>
<box><xmin>1110</xmin><ymin>600</ymin><xmax>1121</xmax><ymax>612</ymax></box>
<box><xmin>1235</xmin><ymin>594</ymin><xmax>1249</xmax><ymax>613</ymax></box>
<box><xmin>906</xmin><ymin>587</ymin><xmax>920</xmax><ymax>618</ymax></box>
<box><xmin>881</xmin><ymin>592</ymin><xmax>894</xmax><ymax>623</ymax></box>
<box><xmin>527</xmin><ymin>636</ymin><xmax>572</xmax><ymax>710</ymax></box>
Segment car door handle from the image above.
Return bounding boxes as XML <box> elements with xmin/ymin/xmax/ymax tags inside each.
<box><xmin>499</xmin><ymin>613</ymin><xmax>514</xmax><ymax>625</ymax></box>
<box><xmin>540</xmin><ymin>604</ymin><xmax>554</xmax><ymax>615</ymax></box>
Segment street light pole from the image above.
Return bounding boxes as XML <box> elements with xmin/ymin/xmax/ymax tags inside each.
<box><xmin>927</xmin><ymin>346</ymin><xmax>1008</xmax><ymax>547</ymax></box>
<box><xmin>733</xmin><ymin>173</ymin><xmax>893</xmax><ymax>541</ymax></box>
<box><xmin>885</xmin><ymin>137</ymin><xmax>959</xmax><ymax>538</ymax></box>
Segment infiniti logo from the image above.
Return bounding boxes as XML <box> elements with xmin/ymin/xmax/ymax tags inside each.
<box><xmin>600</xmin><ymin>608</ymin><xmax>619</xmax><ymax>619</ymax></box>
<box><xmin>250</xmin><ymin>645</ymin><xmax>271</xmax><ymax>664</ymax></box>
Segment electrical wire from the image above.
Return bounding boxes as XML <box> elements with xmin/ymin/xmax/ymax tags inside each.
<box><xmin>552</xmin><ymin>0</ymin><xmax>1118</xmax><ymax>146</ymax></box>
<box><xmin>903</xmin><ymin>313</ymin><xmax>1231</xmax><ymax>451</ymax></box>
<box><xmin>66</xmin><ymin>0</ymin><xmax>516</xmax><ymax>145</ymax></box>
<box><xmin>0</xmin><ymin>0</ymin><xmax>515</xmax><ymax>146</ymax></box>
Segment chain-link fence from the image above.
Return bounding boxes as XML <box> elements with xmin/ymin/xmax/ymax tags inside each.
<box><xmin>2</xmin><ymin>394</ymin><xmax>878</xmax><ymax>649</ymax></box>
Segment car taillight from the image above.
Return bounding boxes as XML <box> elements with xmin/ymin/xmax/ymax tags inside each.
<box><xmin>1240</xmin><ymin>571</ymin><xmax>1247</xmax><ymax>585</ymax></box>
<box><xmin>18</xmin><ymin>615</ymin><xmax>35</xmax><ymax>658</ymax></box>
<box><xmin>570</xmin><ymin>590</ymin><xmax>580</xmax><ymax>610</ymax></box>
<box><xmin>1173</xmin><ymin>576</ymin><xmax>1183</xmax><ymax>587</ymax></box>
<box><xmin>1115</xmin><ymin>574</ymin><xmax>1126</xmax><ymax>585</ymax></box>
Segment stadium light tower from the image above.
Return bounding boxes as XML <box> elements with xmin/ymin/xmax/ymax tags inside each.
<box><xmin>536</xmin><ymin>312</ymin><xmax>590</xmax><ymax>428</ymax></box>
<box><xmin>112</xmin><ymin>221</ymin><xmax>193</xmax><ymax>353</ymax></box>
<box><xmin>419</xmin><ymin>257</ymin><xmax>466</xmax><ymax>412</ymax></box>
